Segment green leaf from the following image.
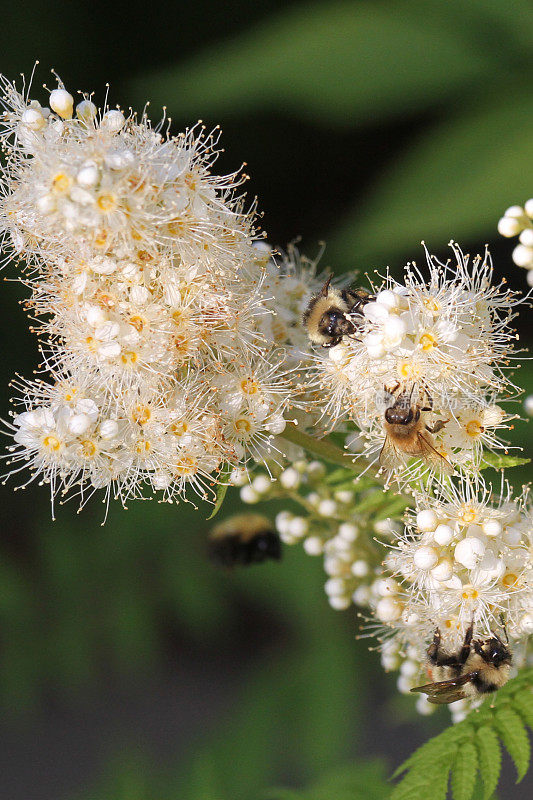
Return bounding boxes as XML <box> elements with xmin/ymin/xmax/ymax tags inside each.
<box><xmin>451</xmin><ymin>739</ymin><xmax>477</xmax><ymax>800</ymax></box>
<box><xmin>129</xmin><ymin>1</ymin><xmax>497</xmax><ymax>126</ymax></box>
<box><xmin>206</xmin><ymin>465</ymin><xmax>232</xmax><ymax>520</ymax></box>
<box><xmin>329</xmin><ymin>88</ymin><xmax>533</xmax><ymax>267</ymax></box>
<box><xmin>480</xmin><ymin>453</ymin><xmax>531</xmax><ymax>471</ymax></box>
<box><xmin>390</xmin><ymin>757</ymin><xmax>451</xmax><ymax>800</ymax></box>
<box><xmin>475</xmin><ymin>726</ymin><xmax>501</xmax><ymax>800</ymax></box>
<box><xmin>391</xmin><ymin>670</ymin><xmax>533</xmax><ymax>800</ymax></box>
<box><xmin>494</xmin><ymin>706</ymin><xmax>530</xmax><ymax>782</ymax></box>
<box><xmin>515</xmin><ymin>691</ymin><xmax>533</xmax><ymax>729</ymax></box>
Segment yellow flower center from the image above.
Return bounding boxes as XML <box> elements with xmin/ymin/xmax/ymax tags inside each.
<box><xmin>132</xmin><ymin>404</ymin><xmax>151</xmax><ymax>426</ymax></box>
<box><xmin>397</xmin><ymin>359</ymin><xmax>423</xmax><ymax>380</ymax></box>
<box><xmin>235</xmin><ymin>418</ymin><xmax>252</xmax><ymax>434</ymax></box>
<box><xmin>502</xmin><ymin>572</ymin><xmax>518</xmax><ymax>588</ymax></box>
<box><xmin>43</xmin><ymin>435</ymin><xmax>61</xmax><ymax>452</ymax></box>
<box><xmin>80</xmin><ymin>440</ymin><xmax>97</xmax><ymax>458</ymax></box>
<box><xmin>466</xmin><ymin>420</ymin><xmax>483</xmax><ymax>437</ymax></box>
<box><xmin>97</xmin><ymin>193</ymin><xmax>116</xmax><ymax>212</ymax></box>
<box><xmin>52</xmin><ymin>172</ymin><xmax>73</xmax><ymax>195</ymax></box>
<box><xmin>121</xmin><ymin>351</ymin><xmax>138</xmax><ymax>366</ymax></box>
<box><xmin>240</xmin><ymin>378</ymin><xmax>259</xmax><ymax>396</ymax></box>
<box><xmin>419</xmin><ymin>332</ymin><xmax>437</xmax><ymax>352</ymax></box>
<box><xmin>170</xmin><ymin>420</ymin><xmax>188</xmax><ymax>436</ymax></box>
<box><xmin>461</xmin><ymin>586</ymin><xmax>479</xmax><ymax>601</ymax></box>
<box><xmin>423</xmin><ymin>297</ymin><xmax>440</xmax><ymax>313</ymax></box>
<box><xmin>135</xmin><ymin>439</ymin><xmax>152</xmax><ymax>455</ymax></box>
<box><xmin>459</xmin><ymin>506</ymin><xmax>478</xmax><ymax>524</ymax></box>
<box><xmin>174</xmin><ymin>456</ymin><xmax>198</xmax><ymax>476</ymax></box>
<box><xmin>94</xmin><ymin>229</ymin><xmax>108</xmax><ymax>247</ymax></box>
<box><xmin>129</xmin><ymin>315</ymin><xmax>145</xmax><ymax>332</ymax></box>
<box><xmin>62</xmin><ymin>386</ymin><xmax>78</xmax><ymax>402</ymax></box>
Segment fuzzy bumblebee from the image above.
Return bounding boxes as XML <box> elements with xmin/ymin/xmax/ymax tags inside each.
<box><xmin>302</xmin><ymin>277</ymin><xmax>372</xmax><ymax>348</ymax></box>
<box><xmin>208</xmin><ymin>514</ymin><xmax>281</xmax><ymax>567</ymax></box>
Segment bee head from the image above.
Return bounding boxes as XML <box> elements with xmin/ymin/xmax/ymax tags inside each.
<box><xmin>384</xmin><ymin>403</ymin><xmax>421</xmax><ymax>426</ymax></box>
<box><xmin>483</xmin><ymin>637</ymin><xmax>512</xmax><ymax>667</ymax></box>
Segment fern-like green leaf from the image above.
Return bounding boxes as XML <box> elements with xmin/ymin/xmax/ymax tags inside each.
<box><xmin>390</xmin><ymin>757</ymin><xmax>451</xmax><ymax>800</ymax></box>
<box><xmin>515</xmin><ymin>690</ymin><xmax>533</xmax><ymax>729</ymax></box>
<box><xmin>493</xmin><ymin>705</ymin><xmax>530</xmax><ymax>782</ymax></box>
<box><xmin>475</xmin><ymin>726</ymin><xmax>501</xmax><ymax>800</ymax></box>
<box><xmin>391</xmin><ymin>669</ymin><xmax>533</xmax><ymax>800</ymax></box>
<box><xmin>451</xmin><ymin>739</ymin><xmax>477</xmax><ymax>800</ymax></box>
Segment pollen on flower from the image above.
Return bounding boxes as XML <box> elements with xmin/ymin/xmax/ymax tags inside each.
<box><xmin>0</xmin><ymin>70</ymin><xmax>295</xmax><ymax>513</ymax></box>
<box><xmin>302</xmin><ymin>242</ymin><xmax>523</xmax><ymax>482</ymax></box>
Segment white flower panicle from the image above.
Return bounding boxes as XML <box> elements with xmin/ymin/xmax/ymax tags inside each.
<box><xmin>498</xmin><ymin>200</ymin><xmax>533</xmax><ymax>285</ymax></box>
<box><xmin>1</xmin><ymin>71</ymin><xmax>530</xmax><ymax>719</ymax></box>
<box><xmin>307</xmin><ymin>243</ymin><xmax>522</xmax><ymax>480</ymax></box>
<box><xmin>0</xmin><ymin>73</ymin><xmax>305</xmax><ymax>512</ymax></box>
<box><xmin>386</xmin><ymin>478</ymin><xmax>532</xmax><ymax>645</ymax></box>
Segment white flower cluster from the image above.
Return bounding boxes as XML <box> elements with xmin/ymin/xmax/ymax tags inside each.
<box><xmin>384</xmin><ymin>479</ymin><xmax>533</xmax><ymax>643</ymax></box>
<box><xmin>0</xmin><ymin>74</ymin><xmax>299</xmax><ymax>512</ymax></box>
<box><xmin>498</xmin><ymin>201</ymin><xmax>533</xmax><ymax>284</ymax></box>
<box><xmin>240</xmin><ymin>460</ymin><xmax>532</xmax><ymax>717</ymax></box>
<box><xmin>309</xmin><ymin>244</ymin><xmax>520</xmax><ymax>480</ymax></box>
<box><xmin>372</xmin><ymin>478</ymin><xmax>533</xmax><ymax>717</ymax></box>
<box><xmin>238</xmin><ymin>459</ymin><xmax>403</xmax><ymax>612</ymax></box>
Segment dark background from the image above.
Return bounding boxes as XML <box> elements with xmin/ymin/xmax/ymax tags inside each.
<box><xmin>0</xmin><ymin>1</ymin><xmax>532</xmax><ymax>797</ymax></box>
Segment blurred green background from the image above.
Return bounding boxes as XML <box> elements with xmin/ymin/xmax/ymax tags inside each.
<box><xmin>0</xmin><ymin>1</ymin><xmax>532</xmax><ymax>798</ymax></box>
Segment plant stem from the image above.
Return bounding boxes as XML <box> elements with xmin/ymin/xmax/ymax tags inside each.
<box><xmin>280</xmin><ymin>422</ymin><xmax>364</xmax><ymax>473</ymax></box>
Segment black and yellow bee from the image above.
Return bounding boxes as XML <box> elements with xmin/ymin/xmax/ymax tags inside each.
<box><xmin>208</xmin><ymin>514</ymin><xmax>281</xmax><ymax>567</ymax></box>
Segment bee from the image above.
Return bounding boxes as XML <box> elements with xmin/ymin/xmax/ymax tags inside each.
<box><xmin>379</xmin><ymin>384</ymin><xmax>452</xmax><ymax>474</ymax></box>
<box><xmin>411</xmin><ymin>622</ymin><xmax>512</xmax><ymax>704</ymax></box>
<box><xmin>208</xmin><ymin>513</ymin><xmax>281</xmax><ymax>567</ymax></box>
<box><xmin>302</xmin><ymin>276</ymin><xmax>372</xmax><ymax>348</ymax></box>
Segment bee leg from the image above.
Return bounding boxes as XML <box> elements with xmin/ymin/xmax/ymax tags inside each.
<box><xmin>458</xmin><ymin>623</ymin><xmax>475</xmax><ymax>664</ymax></box>
<box><xmin>426</xmin><ymin>419</ymin><xmax>449</xmax><ymax>434</ymax></box>
<box><xmin>427</xmin><ymin>628</ymin><xmax>442</xmax><ymax>664</ymax></box>
<box><xmin>428</xmin><ymin>628</ymin><xmax>459</xmax><ymax>667</ymax></box>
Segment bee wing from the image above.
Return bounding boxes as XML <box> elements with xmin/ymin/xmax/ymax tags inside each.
<box><xmin>416</xmin><ymin>431</ymin><xmax>453</xmax><ymax>475</ymax></box>
<box><xmin>410</xmin><ymin>672</ymin><xmax>474</xmax><ymax>705</ymax></box>
<box><xmin>379</xmin><ymin>436</ymin><xmax>406</xmax><ymax>471</ymax></box>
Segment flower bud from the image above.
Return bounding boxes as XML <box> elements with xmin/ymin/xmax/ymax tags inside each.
<box><xmin>49</xmin><ymin>88</ymin><xmax>74</xmax><ymax>119</ymax></box>
<box><xmin>101</xmin><ymin>109</ymin><xmax>125</xmax><ymax>132</ymax></box>
<box><xmin>376</xmin><ymin>597</ymin><xmax>402</xmax><ymax>622</ymax></box>
<box><xmin>433</xmin><ymin>524</ymin><xmax>454</xmax><ymax>546</ymax></box>
<box><xmin>303</xmin><ymin>536</ymin><xmax>323</xmax><ymax>556</ymax></box>
<box><xmin>21</xmin><ymin>107</ymin><xmax>46</xmax><ymax>131</ymax></box>
<box><xmin>416</xmin><ymin>509</ymin><xmax>438</xmax><ymax>532</ymax></box>
<box><xmin>413</xmin><ymin>545</ymin><xmax>439</xmax><ymax>570</ymax></box>
<box><xmin>76</xmin><ymin>100</ymin><xmax>98</xmax><ymax>123</ymax></box>
<box><xmin>454</xmin><ymin>536</ymin><xmax>485</xmax><ymax>569</ymax></box>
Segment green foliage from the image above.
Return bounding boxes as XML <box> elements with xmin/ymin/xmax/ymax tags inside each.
<box><xmin>129</xmin><ymin>0</ymin><xmax>531</xmax><ymax>126</ymax></box>
<box><xmin>480</xmin><ymin>453</ymin><xmax>531</xmax><ymax>471</ymax></box>
<box><xmin>206</xmin><ymin>464</ymin><xmax>232</xmax><ymax>520</ymax></box>
<box><xmin>128</xmin><ymin>0</ymin><xmax>533</xmax><ymax>268</ymax></box>
<box><xmin>329</xmin><ymin>89</ymin><xmax>533</xmax><ymax>266</ymax></box>
<box><xmin>391</xmin><ymin>669</ymin><xmax>533</xmax><ymax>800</ymax></box>
<box><xmin>265</xmin><ymin>760</ymin><xmax>389</xmax><ymax>800</ymax></box>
